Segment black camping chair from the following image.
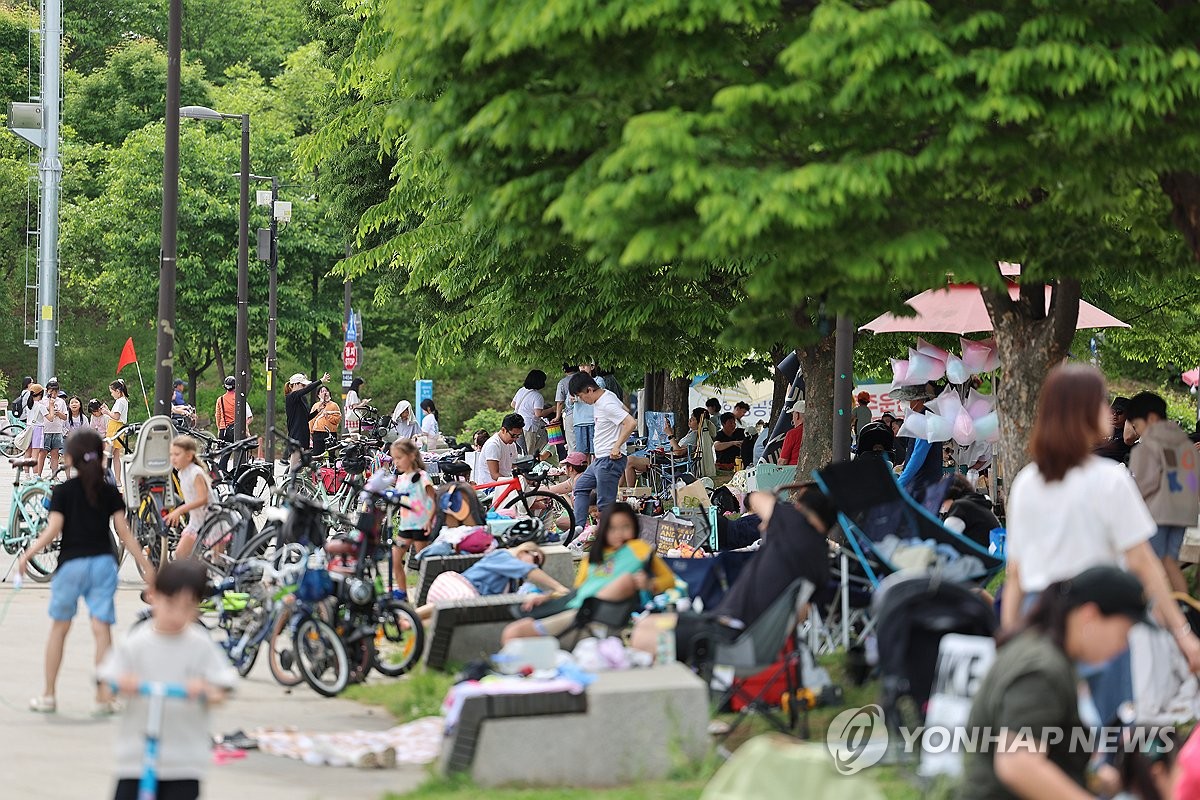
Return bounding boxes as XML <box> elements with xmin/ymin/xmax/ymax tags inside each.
<box><xmin>691</xmin><ymin>578</ymin><xmax>816</xmax><ymax>750</ymax></box>
<box><xmin>871</xmin><ymin>571</ymin><xmax>997</xmax><ymax>731</ymax></box>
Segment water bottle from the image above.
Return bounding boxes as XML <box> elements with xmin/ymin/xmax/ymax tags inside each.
<box><xmin>655</xmin><ymin>616</ymin><xmax>677</xmax><ymax>665</ymax></box>
<box><xmin>967</xmin><ymin>468</ymin><xmax>980</xmax><ymax>488</ymax></box>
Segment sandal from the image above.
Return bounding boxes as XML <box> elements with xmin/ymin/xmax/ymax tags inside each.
<box><xmin>92</xmin><ymin>699</ymin><xmax>122</xmax><ymax>717</ymax></box>
<box><xmin>29</xmin><ymin>696</ymin><xmax>56</xmax><ymax>713</ymax></box>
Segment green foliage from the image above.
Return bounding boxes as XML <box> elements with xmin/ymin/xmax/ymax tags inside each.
<box><xmin>455</xmin><ymin>408</ymin><xmax>507</xmax><ymax>445</ymax></box>
<box><xmin>0</xmin><ymin>0</ymin><xmax>34</xmax><ymax>102</ymax></box>
<box><xmin>62</xmin><ymin>0</ymin><xmax>160</xmax><ymax>74</ymax></box>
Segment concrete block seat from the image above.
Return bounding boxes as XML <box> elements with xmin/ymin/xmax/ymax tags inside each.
<box><xmin>441</xmin><ymin>663</ymin><xmax>710</xmax><ymax>787</ymax></box>
<box><xmin>425</xmin><ymin>594</ymin><xmax>525</xmax><ymax>671</ymax></box>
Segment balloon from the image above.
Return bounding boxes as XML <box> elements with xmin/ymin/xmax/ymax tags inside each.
<box><xmin>897</xmin><ymin>413</ymin><xmax>927</xmax><ymax>440</ymax></box>
<box><xmin>903</xmin><ymin>348</ymin><xmax>946</xmax><ymax>385</ymax></box>
<box><xmin>953</xmin><ymin>409</ymin><xmax>976</xmax><ymax>444</ymax></box>
<box><xmin>890</xmin><ymin>358</ymin><xmax>910</xmax><ymax>388</ymax></box>
<box><xmin>973</xmin><ymin>412</ymin><xmax>1000</xmax><ymax>443</ymax></box>
<box><xmin>916</xmin><ymin>337</ymin><xmax>950</xmax><ymax>362</ymax></box>
<box><xmin>925</xmin><ymin>413</ymin><xmax>953</xmax><ymax>442</ymax></box>
<box><xmin>965</xmin><ymin>388</ymin><xmax>995</xmax><ymax>418</ymax></box>
<box><xmin>945</xmin><ymin>354</ymin><xmax>970</xmax><ymax>385</ymax></box>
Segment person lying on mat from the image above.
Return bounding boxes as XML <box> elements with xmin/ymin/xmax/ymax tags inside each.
<box><xmin>500</xmin><ymin>502</ymin><xmax>676</xmax><ymax>643</ymax></box>
<box><xmin>629</xmin><ymin>486</ymin><xmax>833</xmax><ymax>664</ymax></box>
<box><xmin>414</xmin><ymin>542</ymin><xmax>570</xmax><ymax>622</ymax></box>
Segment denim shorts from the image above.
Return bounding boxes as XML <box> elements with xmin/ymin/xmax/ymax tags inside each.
<box><xmin>49</xmin><ymin>554</ymin><xmax>119</xmax><ymax>624</ymax></box>
<box><xmin>574</xmin><ymin>424</ymin><xmax>595</xmax><ymax>455</ymax></box>
<box><xmin>1150</xmin><ymin>525</ymin><xmax>1187</xmax><ymax>559</ymax></box>
<box><xmin>41</xmin><ymin>432</ymin><xmax>65</xmax><ymax>452</ymax></box>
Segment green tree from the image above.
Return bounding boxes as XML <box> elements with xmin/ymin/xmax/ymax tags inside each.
<box><xmin>62</xmin><ymin>0</ymin><xmax>160</xmax><ymax>74</ymax></box>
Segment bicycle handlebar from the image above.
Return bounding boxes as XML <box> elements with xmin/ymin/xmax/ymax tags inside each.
<box><xmin>109</xmin><ymin>680</ymin><xmax>189</xmax><ymax>700</ymax></box>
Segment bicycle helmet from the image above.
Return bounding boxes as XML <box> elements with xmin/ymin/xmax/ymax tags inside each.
<box><xmin>502</xmin><ymin>517</ymin><xmax>546</xmax><ymax>547</ymax></box>
<box><xmin>223</xmin><ymin>375</ymin><xmax>235</xmax><ymax>390</ymax></box>
<box><xmin>340</xmin><ymin>443</ymin><xmax>368</xmax><ymax>475</ymax></box>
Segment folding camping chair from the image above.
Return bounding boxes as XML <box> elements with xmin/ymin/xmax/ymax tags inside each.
<box><xmin>695</xmin><ymin>578</ymin><xmax>816</xmax><ymax>751</ymax></box>
<box><xmin>812</xmin><ymin>458</ymin><xmax>1003</xmax><ymax>650</ymax></box>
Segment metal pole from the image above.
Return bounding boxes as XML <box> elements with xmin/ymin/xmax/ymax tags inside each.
<box><xmin>36</xmin><ymin>0</ymin><xmax>62</xmax><ymax>383</ymax></box>
<box><xmin>265</xmin><ymin>177</ymin><xmax>278</xmax><ymax>461</ymax></box>
<box><xmin>233</xmin><ymin>115</ymin><xmax>250</xmax><ymax>439</ymax></box>
<box><xmin>154</xmin><ymin>0</ymin><xmax>182</xmax><ymax>415</ymax></box>
<box><xmin>832</xmin><ymin>314</ymin><xmax>854</xmax><ymax>462</ymax></box>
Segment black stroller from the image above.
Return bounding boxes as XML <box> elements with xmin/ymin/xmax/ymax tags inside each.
<box><xmin>871</xmin><ymin>572</ymin><xmax>997</xmax><ymax>731</ymax></box>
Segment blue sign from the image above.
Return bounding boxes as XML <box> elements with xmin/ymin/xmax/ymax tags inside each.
<box><xmin>345</xmin><ymin>309</ymin><xmax>358</xmax><ymax>343</ymax></box>
<box><xmin>415</xmin><ymin>379</ymin><xmax>433</xmax><ymax>423</ymax></box>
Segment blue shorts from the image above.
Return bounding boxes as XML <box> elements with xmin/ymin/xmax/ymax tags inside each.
<box><xmin>41</xmin><ymin>432</ymin><xmax>65</xmax><ymax>452</ymax></box>
<box><xmin>49</xmin><ymin>554</ymin><xmax>119</xmax><ymax>624</ymax></box>
<box><xmin>1150</xmin><ymin>525</ymin><xmax>1187</xmax><ymax>559</ymax></box>
<box><xmin>574</xmin><ymin>424</ymin><xmax>595</xmax><ymax>456</ymax></box>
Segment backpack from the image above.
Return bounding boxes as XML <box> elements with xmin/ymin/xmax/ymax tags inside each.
<box><xmin>11</xmin><ymin>390</ymin><xmax>27</xmax><ymax>420</ymax></box>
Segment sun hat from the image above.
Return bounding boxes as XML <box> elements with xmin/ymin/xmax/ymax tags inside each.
<box><xmin>562</xmin><ymin>452</ymin><xmax>589</xmax><ymax>467</ymax></box>
<box><xmin>28</xmin><ymin>383</ymin><xmax>43</xmax><ymax>395</ymax></box>
<box><xmin>787</xmin><ymin>399</ymin><xmax>806</xmax><ymax>415</ymax></box>
<box><xmin>889</xmin><ymin>384</ymin><xmax>937</xmax><ymax>402</ymax></box>
<box><xmin>288</xmin><ymin>373</ymin><xmax>309</xmax><ymax>386</ymax></box>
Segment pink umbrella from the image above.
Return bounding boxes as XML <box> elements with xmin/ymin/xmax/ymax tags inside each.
<box><xmin>861</xmin><ymin>283</ymin><xmax>1129</xmax><ymax>335</ymax></box>
<box><xmin>1183</xmin><ymin>368</ymin><xmax>1200</xmax><ymax>389</ymax></box>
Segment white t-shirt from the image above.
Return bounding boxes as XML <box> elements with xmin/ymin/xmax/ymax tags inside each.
<box><xmin>480</xmin><ymin>432</ymin><xmax>518</xmax><ymax>479</ymax></box>
<box><xmin>513</xmin><ymin>387</ymin><xmax>546</xmax><ymax>432</ymax></box>
<box><xmin>111</xmin><ymin>396</ymin><xmax>129</xmax><ymax>424</ymax></box>
<box><xmin>421</xmin><ymin>413</ymin><xmax>440</xmax><ymax>437</ymax></box>
<box><xmin>176</xmin><ymin>461</ymin><xmax>210</xmax><ymax>534</ymax></box>
<box><xmin>39</xmin><ymin>397</ymin><xmax>68</xmax><ymax>434</ymax></box>
<box><xmin>1007</xmin><ymin>456</ymin><xmax>1155</xmax><ymax>592</ymax></box>
<box><xmin>592</xmin><ymin>389</ymin><xmax>630</xmax><ymax>458</ymax></box>
<box><xmin>97</xmin><ymin>624</ymin><xmax>237</xmax><ymax>780</ymax></box>
<box><xmin>344</xmin><ymin>390</ymin><xmax>360</xmax><ymax>423</ymax></box>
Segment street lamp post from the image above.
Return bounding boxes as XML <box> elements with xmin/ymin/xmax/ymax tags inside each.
<box><xmin>179</xmin><ymin>106</ymin><xmax>251</xmax><ymax>440</ymax></box>
<box><xmin>247</xmin><ymin>174</ymin><xmax>281</xmax><ymax>461</ymax></box>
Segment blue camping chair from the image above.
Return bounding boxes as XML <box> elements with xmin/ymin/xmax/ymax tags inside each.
<box><xmin>663</xmin><ymin>551</ymin><xmax>756</xmax><ymax>611</ymax></box>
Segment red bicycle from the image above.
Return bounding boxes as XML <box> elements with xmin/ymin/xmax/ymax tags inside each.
<box><xmin>466</xmin><ymin>458</ymin><xmax>577</xmax><ymax>541</ymax></box>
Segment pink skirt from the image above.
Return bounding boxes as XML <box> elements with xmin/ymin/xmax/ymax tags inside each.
<box><xmin>426</xmin><ymin>571</ymin><xmax>480</xmax><ymax>604</ymax></box>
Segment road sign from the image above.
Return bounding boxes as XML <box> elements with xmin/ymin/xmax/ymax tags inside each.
<box><xmin>345</xmin><ymin>310</ymin><xmax>358</xmax><ymax>343</ymax></box>
<box><xmin>342</xmin><ymin>369</ymin><xmax>353</xmax><ymax>389</ymax></box>
<box><xmin>342</xmin><ymin>341</ymin><xmax>358</xmax><ymax>370</ymax></box>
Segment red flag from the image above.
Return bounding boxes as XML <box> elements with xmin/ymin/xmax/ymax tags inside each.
<box><xmin>116</xmin><ymin>337</ymin><xmax>137</xmax><ymax>375</ymax></box>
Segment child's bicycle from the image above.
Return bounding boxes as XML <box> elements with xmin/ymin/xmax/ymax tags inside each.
<box><xmin>0</xmin><ymin>457</ymin><xmax>56</xmax><ymax>581</ymax></box>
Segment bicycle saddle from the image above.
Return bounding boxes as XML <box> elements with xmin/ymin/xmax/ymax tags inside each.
<box><xmin>230</xmin><ymin>493</ymin><xmax>266</xmax><ymax>511</ymax></box>
<box><xmin>440</xmin><ymin>461</ymin><xmax>472</xmax><ymax>479</ymax></box>
<box><xmin>9</xmin><ymin>459</ymin><xmax>37</xmax><ymax>468</ymax></box>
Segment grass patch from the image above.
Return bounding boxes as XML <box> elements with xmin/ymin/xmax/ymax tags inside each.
<box><xmin>387</xmin><ymin>771</ymin><xmax>709</xmax><ymax>800</ymax></box>
<box><xmin>343</xmin><ymin>667</ymin><xmax>457</xmax><ymax>722</ymax></box>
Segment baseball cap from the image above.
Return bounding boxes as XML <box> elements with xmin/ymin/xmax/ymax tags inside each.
<box><xmin>223</xmin><ymin>376</ymin><xmax>235</xmax><ymax>390</ymax></box>
<box><xmin>1063</xmin><ymin>565</ymin><xmax>1150</xmax><ymax>625</ymax></box>
<box><xmin>562</xmin><ymin>452</ymin><xmax>588</xmax><ymax>467</ymax></box>
<box><xmin>787</xmin><ymin>399</ymin><xmax>806</xmax><ymax>415</ymax></box>
<box><xmin>288</xmin><ymin>373</ymin><xmax>309</xmax><ymax>386</ymax></box>
<box><xmin>1110</xmin><ymin>396</ymin><xmax>1130</xmax><ymax>413</ymax></box>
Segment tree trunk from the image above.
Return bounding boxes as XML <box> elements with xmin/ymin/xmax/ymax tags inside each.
<box><xmin>662</xmin><ymin>375</ymin><xmax>691</xmax><ymax>430</ymax></box>
<box><xmin>796</xmin><ymin>332</ymin><xmax>836</xmax><ymax>479</ymax></box>
<box><xmin>1160</xmin><ymin>172</ymin><xmax>1200</xmax><ymax>259</ymax></box>
<box><xmin>214</xmin><ymin>339</ymin><xmax>226</xmax><ymax>382</ymax></box>
<box><xmin>980</xmin><ymin>279</ymin><xmax>1081</xmax><ymax>507</ymax></box>
<box><xmin>186</xmin><ymin>368</ymin><xmax>202</xmax><ymax>406</ymax></box>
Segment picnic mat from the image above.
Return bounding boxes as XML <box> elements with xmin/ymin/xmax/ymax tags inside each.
<box><xmin>248</xmin><ymin>717</ymin><xmax>444</xmax><ymax>768</ymax></box>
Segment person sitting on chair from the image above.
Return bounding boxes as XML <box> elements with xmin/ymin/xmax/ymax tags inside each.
<box><xmin>630</xmin><ymin>485</ymin><xmax>834</xmax><ymax>664</ymax></box>
<box><xmin>501</xmin><ymin>502</ymin><xmax>676</xmax><ymax>643</ymax></box>
<box><xmin>663</xmin><ymin>408</ymin><xmax>716</xmax><ymax>478</ymax></box>
<box><xmin>939</xmin><ymin>474</ymin><xmax>1001</xmax><ymax>550</ymax></box>
<box><xmin>713</xmin><ymin>413</ymin><xmax>746</xmax><ymax>471</ymax></box>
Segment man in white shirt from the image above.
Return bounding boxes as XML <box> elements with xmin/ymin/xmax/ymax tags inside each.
<box><xmin>568</xmin><ymin>373</ymin><xmax>636</xmax><ymax>529</ymax></box>
<box><xmin>40</xmin><ymin>377</ymin><xmax>69</xmax><ymax>473</ymax></box>
<box><xmin>481</xmin><ymin>413</ymin><xmax>525</xmax><ymax>482</ymax></box>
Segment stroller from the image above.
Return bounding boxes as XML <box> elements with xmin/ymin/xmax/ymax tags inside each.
<box><xmin>871</xmin><ymin>571</ymin><xmax>997</xmax><ymax>731</ymax></box>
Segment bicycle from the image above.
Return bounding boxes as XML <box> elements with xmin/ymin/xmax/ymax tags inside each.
<box><xmin>467</xmin><ymin>456</ymin><xmax>576</xmax><ymax>541</ymax></box>
<box><xmin>0</xmin><ymin>457</ymin><xmax>56</xmax><ymax>581</ymax></box>
<box><xmin>199</xmin><ymin>433</ymin><xmax>275</xmax><ymax>504</ymax></box>
<box><xmin>0</xmin><ymin>411</ymin><xmax>28</xmax><ymax>459</ymax></box>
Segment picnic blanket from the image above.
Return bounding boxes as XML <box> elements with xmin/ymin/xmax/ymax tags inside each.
<box><xmin>248</xmin><ymin>717</ymin><xmax>444</xmax><ymax>768</ymax></box>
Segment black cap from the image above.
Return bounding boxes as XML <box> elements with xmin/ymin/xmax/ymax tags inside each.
<box><xmin>173</xmin><ymin>378</ymin><xmax>184</xmax><ymax>387</ymax></box>
<box><xmin>1111</xmin><ymin>396</ymin><xmax>1130</xmax><ymax>413</ymax></box>
<box><xmin>1063</xmin><ymin>565</ymin><xmax>1150</xmax><ymax>625</ymax></box>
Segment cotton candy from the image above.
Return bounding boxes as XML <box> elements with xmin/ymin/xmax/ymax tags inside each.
<box><xmin>973</xmin><ymin>412</ymin><xmax>1000</xmax><ymax>443</ymax></box>
<box><xmin>945</xmin><ymin>353</ymin><xmax>970</xmax><ymax>385</ymax></box>
<box><xmin>897</xmin><ymin>413</ymin><xmax>928</xmax><ymax>440</ymax></box>
<box><xmin>953</xmin><ymin>409</ymin><xmax>977</xmax><ymax>444</ymax></box>
<box><xmin>890</xmin><ymin>358</ymin><xmax>910</xmax><ymax>388</ymax></box>
<box><xmin>904</xmin><ymin>348</ymin><xmax>946</xmax><ymax>385</ymax></box>
<box><xmin>925</xmin><ymin>413</ymin><xmax>953</xmax><ymax>442</ymax></box>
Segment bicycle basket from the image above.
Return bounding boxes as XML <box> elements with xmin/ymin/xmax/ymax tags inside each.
<box><xmin>297</xmin><ymin>567</ymin><xmax>334</xmax><ymax>603</ymax></box>
<box><xmin>319</xmin><ymin>465</ymin><xmax>344</xmax><ymax>494</ymax></box>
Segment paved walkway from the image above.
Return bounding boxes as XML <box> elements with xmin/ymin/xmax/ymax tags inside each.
<box><xmin>0</xmin><ymin>460</ymin><xmax>428</xmax><ymax>800</ymax></box>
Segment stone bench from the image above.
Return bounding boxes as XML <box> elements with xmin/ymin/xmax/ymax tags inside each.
<box><xmin>425</xmin><ymin>594</ymin><xmax>525</xmax><ymax>671</ymax></box>
<box><xmin>440</xmin><ymin>663</ymin><xmax>710</xmax><ymax>787</ymax></box>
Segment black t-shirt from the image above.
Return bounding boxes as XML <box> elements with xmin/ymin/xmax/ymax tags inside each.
<box><xmin>50</xmin><ymin>477</ymin><xmax>124</xmax><ymax>565</ymax></box>
<box><xmin>713</xmin><ymin>428</ymin><xmax>746</xmax><ymax>467</ymax></box>
<box><xmin>714</xmin><ymin>502</ymin><xmax>830</xmax><ymax>626</ymax></box>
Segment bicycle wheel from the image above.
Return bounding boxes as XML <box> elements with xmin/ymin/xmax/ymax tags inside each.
<box><xmin>236</xmin><ymin>465</ymin><xmax>275</xmax><ymax>504</ymax></box>
<box><xmin>0</xmin><ymin>424</ymin><xmax>25</xmax><ymax>458</ymax></box>
<box><xmin>278</xmin><ymin>473</ymin><xmax>317</xmax><ymax>499</ymax></box>
<box><xmin>371</xmin><ymin>599</ymin><xmax>425</xmax><ymax>677</ymax></box>
<box><xmin>193</xmin><ymin>508</ymin><xmax>242</xmax><ymax>576</ymax></box>
<box><xmin>503</xmin><ymin>490</ymin><xmax>576</xmax><ymax>542</ymax></box>
<box><xmin>19</xmin><ymin>487</ymin><xmax>56</xmax><ymax>581</ymax></box>
<box><xmin>267</xmin><ymin>604</ymin><xmax>304</xmax><ymax>687</ymax></box>
<box><xmin>294</xmin><ymin>617</ymin><xmax>349</xmax><ymax>697</ymax></box>
<box><xmin>134</xmin><ymin>503</ymin><xmax>164</xmax><ymax>579</ymax></box>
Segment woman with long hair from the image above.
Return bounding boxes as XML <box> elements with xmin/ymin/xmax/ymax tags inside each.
<box><xmin>965</xmin><ymin>566</ymin><xmax>1151</xmax><ymax>799</ymax></box>
<box><xmin>308</xmin><ymin>386</ymin><xmax>342</xmax><ymax>456</ymax></box>
<box><xmin>343</xmin><ymin>377</ymin><xmax>368</xmax><ymax>436</ymax></box>
<box><xmin>18</xmin><ymin>428</ymin><xmax>154</xmax><ymax>714</ymax></box>
<box><xmin>1002</xmin><ymin>364</ymin><xmax>1200</xmax><ymax>725</ymax></box>
<box><xmin>419</xmin><ymin>398</ymin><xmax>441</xmax><ymax>440</ymax></box>
<box><xmin>101</xmin><ymin>379</ymin><xmax>130</xmax><ymax>485</ymax></box>
<box><xmin>501</xmin><ymin>502</ymin><xmax>676</xmax><ymax>642</ymax></box>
